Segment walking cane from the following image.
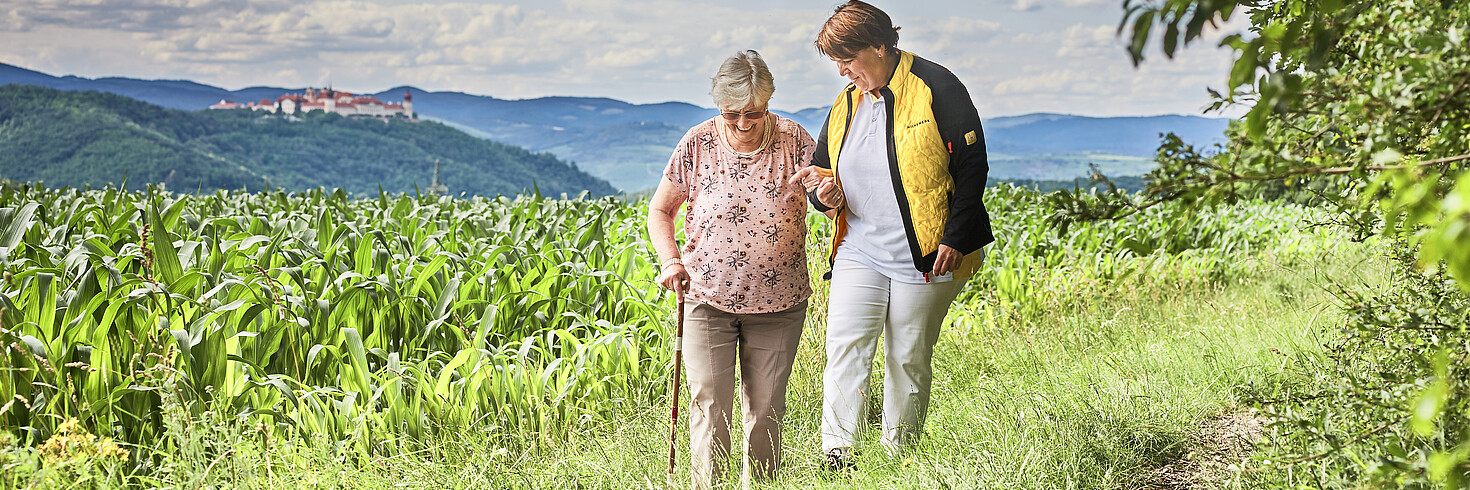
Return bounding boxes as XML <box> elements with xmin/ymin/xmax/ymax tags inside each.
<box><xmin>666</xmin><ymin>282</ymin><xmax>686</xmax><ymax>486</ymax></box>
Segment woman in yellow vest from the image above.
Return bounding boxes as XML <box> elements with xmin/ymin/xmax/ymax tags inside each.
<box><xmin>792</xmin><ymin>0</ymin><xmax>994</xmax><ymax>470</ymax></box>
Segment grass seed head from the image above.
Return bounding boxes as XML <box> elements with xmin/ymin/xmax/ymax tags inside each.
<box><xmin>140</xmin><ymin>223</ymin><xmax>154</xmax><ymax>277</ymax></box>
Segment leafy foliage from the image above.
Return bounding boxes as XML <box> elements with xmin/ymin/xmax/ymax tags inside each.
<box><xmin>1109</xmin><ymin>0</ymin><xmax>1469</xmax><ymax>289</ymax></box>
<box><xmin>1252</xmin><ymin>245</ymin><xmax>1470</xmax><ymax>487</ymax></box>
<box><xmin>1104</xmin><ymin>0</ymin><xmax>1470</xmax><ymax>485</ymax></box>
<box><xmin>0</xmin><ymin>85</ymin><xmax>617</xmax><ymax>197</ymax></box>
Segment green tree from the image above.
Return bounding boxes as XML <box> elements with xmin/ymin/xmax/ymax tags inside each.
<box><xmin>1072</xmin><ymin>0</ymin><xmax>1469</xmax><ymax>288</ymax></box>
<box><xmin>1089</xmin><ymin>1</ymin><xmax>1470</xmax><ymax>486</ymax></box>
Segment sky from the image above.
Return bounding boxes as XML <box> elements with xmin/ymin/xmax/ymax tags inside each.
<box><xmin>0</xmin><ymin>0</ymin><xmax>1251</xmax><ymax>117</ymax></box>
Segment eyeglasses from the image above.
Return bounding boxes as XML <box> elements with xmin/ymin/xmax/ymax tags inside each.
<box><xmin>720</xmin><ymin>109</ymin><xmax>768</xmax><ymax>121</ymax></box>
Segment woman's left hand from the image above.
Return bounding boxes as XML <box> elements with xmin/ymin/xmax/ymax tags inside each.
<box><xmin>791</xmin><ymin>166</ymin><xmax>844</xmax><ymax>209</ymax></box>
<box><xmin>814</xmin><ymin>178</ymin><xmax>844</xmax><ymax>209</ymax></box>
<box><xmin>932</xmin><ymin>244</ymin><xmax>962</xmax><ymax>276</ymax></box>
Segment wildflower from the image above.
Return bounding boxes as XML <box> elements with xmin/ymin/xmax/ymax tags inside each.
<box><xmin>37</xmin><ymin>418</ymin><xmax>129</xmax><ymax>464</ymax></box>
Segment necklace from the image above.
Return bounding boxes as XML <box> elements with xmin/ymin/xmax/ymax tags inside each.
<box><xmin>720</xmin><ymin>115</ymin><xmax>774</xmax><ymax>158</ymax></box>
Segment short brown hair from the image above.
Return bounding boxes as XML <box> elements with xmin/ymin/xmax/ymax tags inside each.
<box><xmin>815</xmin><ymin>0</ymin><xmax>901</xmax><ymax>60</ymax></box>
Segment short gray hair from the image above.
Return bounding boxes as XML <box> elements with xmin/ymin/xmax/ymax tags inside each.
<box><xmin>710</xmin><ymin>50</ymin><xmax>775</xmax><ymax>109</ymax></box>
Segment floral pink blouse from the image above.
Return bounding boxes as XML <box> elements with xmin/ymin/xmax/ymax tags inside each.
<box><xmin>663</xmin><ymin>115</ymin><xmax>815</xmax><ymax>314</ymax></box>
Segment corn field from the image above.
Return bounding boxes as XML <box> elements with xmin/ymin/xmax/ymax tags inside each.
<box><xmin>0</xmin><ymin>185</ymin><xmax>669</xmax><ymax>459</ymax></box>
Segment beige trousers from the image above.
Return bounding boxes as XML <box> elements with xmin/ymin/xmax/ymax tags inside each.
<box><xmin>682</xmin><ymin>300</ymin><xmax>806</xmax><ymax>489</ymax></box>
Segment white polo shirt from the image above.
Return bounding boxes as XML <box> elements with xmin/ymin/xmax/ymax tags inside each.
<box><xmin>834</xmin><ymin>92</ymin><xmax>928</xmax><ymax>284</ymax></box>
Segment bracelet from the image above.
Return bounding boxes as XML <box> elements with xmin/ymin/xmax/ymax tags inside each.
<box><xmin>661</xmin><ymin>257</ymin><xmax>682</xmax><ymax>267</ymax></box>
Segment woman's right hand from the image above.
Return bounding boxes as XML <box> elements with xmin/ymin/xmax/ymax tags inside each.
<box><xmin>659</xmin><ymin>263</ymin><xmax>690</xmax><ymax>301</ymax></box>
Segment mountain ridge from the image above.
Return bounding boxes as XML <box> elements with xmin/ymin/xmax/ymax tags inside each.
<box><xmin>1</xmin><ymin>62</ymin><xmax>1232</xmax><ymax>192</ymax></box>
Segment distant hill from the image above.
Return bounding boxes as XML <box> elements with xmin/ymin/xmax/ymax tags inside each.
<box><xmin>0</xmin><ymin>85</ymin><xmax>616</xmax><ymax>196</ymax></box>
<box><xmin>985</xmin><ymin>113</ymin><xmax>1229</xmax><ymax>157</ymax></box>
<box><xmin>396</xmin><ymin>91</ymin><xmax>715</xmax><ymax>192</ymax></box>
<box><xmin>0</xmin><ymin>62</ymin><xmax>290</xmax><ymax>111</ymax></box>
<box><xmin>347</xmin><ymin>95</ymin><xmax>1230</xmax><ymax>190</ymax></box>
<box><xmin>0</xmin><ymin>62</ymin><xmax>1231</xmax><ymax>192</ymax></box>
<box><xmin>783</xmin><ymin>111</ymin><xmax>1230</xmax><ymax>181</ymax></box>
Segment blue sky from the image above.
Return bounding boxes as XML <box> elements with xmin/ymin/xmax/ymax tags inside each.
<box><xmin>0</xmin><ymin>0</ymin><xmax>1249</xmax><ymax>117</ymax></box>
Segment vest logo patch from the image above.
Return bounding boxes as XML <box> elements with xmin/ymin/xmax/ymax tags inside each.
<box><xmin>965</xmin><ymin>131</ymin><xmax>978</xmax><ymax>145</ymax></box>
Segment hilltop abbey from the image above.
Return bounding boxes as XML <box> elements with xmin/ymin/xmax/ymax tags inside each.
<box><xmin>210</xmin><ymin>88</ymin><xmax>413</xmax><ymax>118</ymax></box>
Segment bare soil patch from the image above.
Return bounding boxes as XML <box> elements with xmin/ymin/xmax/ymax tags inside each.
<box><xmin>1144</xmin><ymin>410</ymin><xmax>1267</xmax><ymax>489</ymax></box>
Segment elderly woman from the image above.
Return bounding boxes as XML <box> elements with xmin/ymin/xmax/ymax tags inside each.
<box><xmin>647</xmin><ymin>50</ymin><xmax>815</xmax><ymax>488</ymax></box>
<box><xmin>792</xmin><ymin>0</ymin><xmax>994</xmax><ymax>469</ymax></box>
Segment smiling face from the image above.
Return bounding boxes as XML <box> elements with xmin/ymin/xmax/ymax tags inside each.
<box><xmin>832</xmin><ymin>45</ymin><xmax>893</xmax><ymax>95</ymax></box>
<box><xmin>718</xmin><ymin>103</ymin><xmax>768</xmax><ymax>145</ymax></box>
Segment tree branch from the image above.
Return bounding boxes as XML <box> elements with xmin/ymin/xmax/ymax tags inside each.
<box><xmin>1245</xmin><ymin>418</ymin><xmax>1400</xmax><ymax>472</ymax></box>
<box><xmin>1318</xmin><ymin>153</ymin><xmax>1470</xmax><ymax>175</ymax></box>
<box><xmin>1428</xmin><ymin>72</ymin><xmax>1470</xmax><ymax>128</ymax></box>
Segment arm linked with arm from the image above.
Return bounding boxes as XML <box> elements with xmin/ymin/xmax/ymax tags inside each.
<box><xmin>806</xmin><ymin>109</ymin><xmax>838</xmax><ymax>213</ymax></box>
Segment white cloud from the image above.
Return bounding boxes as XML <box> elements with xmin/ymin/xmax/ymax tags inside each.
<box><xmin>4</xmin><ymin>0</ymin><xmax>295</xmax><ymax>32</ymax></box>
<box><xmin>1054</xmin><ymin>23</ymin><xmax>1121</xmax><ymax>58</ymax></box>
<box><xmin>987</xmin><ymin>30</ymin><xmax>1238</xmax><ymax>117</ymax></box>
<box><xmin>1011</xmin><ymin>0</ymin><xmax>1042</xmax><ymax>12</ymax></box>
<box><xmin>1005</xmin><ymin>0</ymin><xmax>1113</xmax><ymax>12</ymax></box>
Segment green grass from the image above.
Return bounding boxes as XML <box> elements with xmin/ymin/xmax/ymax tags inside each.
<box><xmin>22</xmin><ymin>231</ymin><xmax>1378</xmax><ymax>489</ymax></box>
<box><xmin>770</xmin><ymin>241</ymin><xmax>1377</xmax><ymax>489</ymax></box>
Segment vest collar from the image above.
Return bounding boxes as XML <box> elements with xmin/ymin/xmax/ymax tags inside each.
<box><xmin>843</xmin><ymin>50</ymin><xmax>915</xmax><ymax>101</ymax></box>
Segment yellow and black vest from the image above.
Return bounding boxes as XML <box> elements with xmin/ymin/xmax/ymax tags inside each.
<box><xmin>813</xmin><ymin>51</ymin><xmax>994</xmax><ymax>280</ymax></box>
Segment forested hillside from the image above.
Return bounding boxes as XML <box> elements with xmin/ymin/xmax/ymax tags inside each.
<box><xmin>0</xmin><ymin>85</ymin><xmax>616</xmax><ymax>196</ymax></box>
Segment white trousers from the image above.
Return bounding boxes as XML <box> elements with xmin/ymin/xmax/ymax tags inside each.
<box><xmin>820</xmin><ymin>258</ymin><xmax>966</xmax><ymax>454</ymax></box>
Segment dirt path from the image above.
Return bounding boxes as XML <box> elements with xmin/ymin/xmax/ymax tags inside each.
<box><xmin>1145</xmin><ymin>410</ymin><xmax>1267</xmax><ymax>489</ymax></box>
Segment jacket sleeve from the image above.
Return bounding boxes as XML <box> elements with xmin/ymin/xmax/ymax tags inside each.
<box><xmin>807</xmin><ymin>109</ymin><xmax>837</xmax><ymax>212</ymax></box>
<box><xmin>932</xmin><ymin>77</ymin><xmax>994</xmax><ymax>254</ymax></box>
